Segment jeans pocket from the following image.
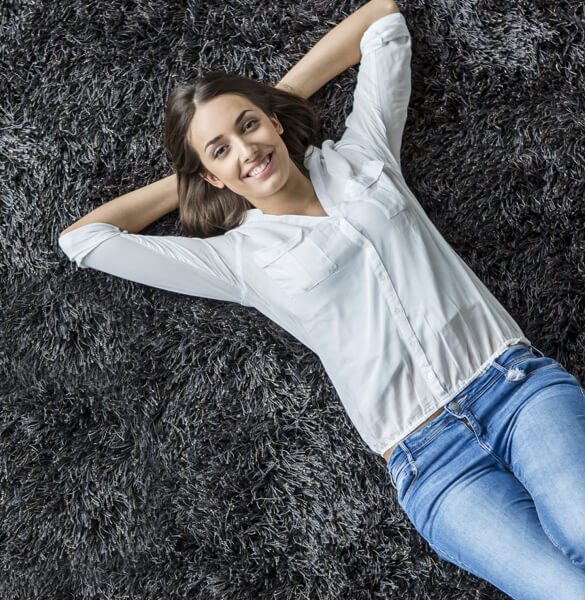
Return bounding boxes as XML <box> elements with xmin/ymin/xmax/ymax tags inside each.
<box><xmin>390</xmin><ymin>457</ymin><xmax>418</xmax><ymax>507</ymax></box>
<box><xmin>502</xmin><ymin>354</ymin><xmax>566</xmax><ymax>383</ymax></box>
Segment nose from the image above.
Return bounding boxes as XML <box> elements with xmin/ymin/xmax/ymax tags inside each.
<box><xmin>238</xmin><ymin>142</ymin><xmax>261</xmax><ymax>176</ymax></box>
<box><xmin>236</xmin><ymin>137</ymin><xmax>259</xmax><ymax>162</ymax></box>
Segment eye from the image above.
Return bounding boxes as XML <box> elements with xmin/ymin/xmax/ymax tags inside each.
<box><xmin>243</xmin><ymin>118</ymin><xmax>258</xmax><ymax>130</ymax></box>
<box><xmin>213</xmin><ymin>145</ymin><xmax>226</xmax><ymax>159</ymax></box>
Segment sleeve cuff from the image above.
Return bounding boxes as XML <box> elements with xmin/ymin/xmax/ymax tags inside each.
<box><xmin>58</xmin><ymin>222</ymin><xmax>124</xmax><ymax>267</ymax></box>
<box><xmin>360</xmin><ymin>11</ymin><xmax>410</xmax><ymax>56</ymax></box>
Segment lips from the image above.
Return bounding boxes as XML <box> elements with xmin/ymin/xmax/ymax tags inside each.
<box><xmin>245</xmin><ymin>153</ymin><xmax>272</xmax><ymax>178</ymax></box>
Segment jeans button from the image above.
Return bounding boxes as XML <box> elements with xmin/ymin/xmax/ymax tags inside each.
<box><xmin>448</xmin><ymin>401</ymin><xmax>460</xmax><ymax>411</ymax></box>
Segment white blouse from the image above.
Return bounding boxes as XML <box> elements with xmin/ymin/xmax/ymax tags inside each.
<box><xmin>58</xmin><ymin>12</ymin><xmax>531</xmax><ymax>458</ymax></box>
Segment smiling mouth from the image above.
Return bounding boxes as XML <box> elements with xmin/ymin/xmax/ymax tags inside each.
<box><xmin>246</xmin><ymin>153</ymin><xmax>273</xmax><ymax>178</ymax></box>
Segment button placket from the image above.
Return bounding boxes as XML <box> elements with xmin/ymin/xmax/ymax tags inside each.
<box><xmin>424</xmin><ymin>367</ymin><xmax>434</xmax><ymax>382</ymax></box>
<box><xmin>339</xmin><ymin>215</ymin><xmax>447</xmax><ymax>397</ymax></box>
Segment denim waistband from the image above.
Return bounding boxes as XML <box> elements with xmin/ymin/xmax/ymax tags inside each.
<box><xmin>447</xmin><ymin>343</ymin><xmax>544</xmax><ymax>408</ymax></box>
<box><xmin>390</xmin><ymin>343</ymin><xmax>544</xmax><ymax>467</ymax></box>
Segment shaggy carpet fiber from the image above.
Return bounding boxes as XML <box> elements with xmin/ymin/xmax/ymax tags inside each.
<box><xmin>2</xmin><ymin>0</ymin><xmax>585</xmax><ymax>598</ymax></box>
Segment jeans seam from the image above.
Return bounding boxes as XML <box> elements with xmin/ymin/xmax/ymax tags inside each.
<box><xmin>476</xmin><ymin>438</ymin><xmax>510</xmax><ymax>472</ymax></box>
<box><xmin>407</xmin><ymin>420</ymin><xmax>452</xmax><ymax>454</ymax></box>
<box><xmin>401</xmin><ymin>466</ymin><xmax>418</xmax><ymax>506</ymax></box>
<box><xmin>457</xmin><ymin>372</ymin><xmax>503</xmax><ymax>414</ymax></box>
<box><xmin>538</xmin><ymin>517</ymin><xmax>568</xmax><ymax>557</ymax></box>
<box><xmin>499</xmin><ymin>359</ymin><xmax>564</xmax><ymax>384</ymax></box>
<box><xmin>512</xmin><ymin>472</ymin><xmax>581</xmax><ymax>566</ymax></box>
<box><xmin>465</xmin><ymin>362</ymin><xmax>565</xmax><ymax>469</ymax></box>
<box><xmin>455</xmin><ymin>350</ymin><xmax>531</xmax><ymax>412</ymax></box>
<box><xmin>501</xmin><ymin>351</ymin><xmax>536</xmax><ymax>370</ymax></box>
<box><xmin>428</xmin><ymin>538</ymin><xmax>478</xmax><ymax>575</ymax></box>
<box><xmin>535</xmin><ymin>511</ymin><xmax>585</xmax><ymax>569</ymax></box>
<box><xmin>389</xmin><ymin>456</ymin><xmax>408</xmax><ymax>488</ymax></box>
<box><xmin>400</xmin><ymin>449</ymin><xmax>419</xmax><ymax>506</ymax></box>
<box><xmin>466</xmin><ymin>407</ymin><xmax>512</xmax><ymax>473</ymax></box>
<box><xmin>522</xmin><ymin>363</ymin><xmax>564</xmax><ymax>380</ymax></box>
<box><xmin>493</xmin><ymin>348</ymin><xmax>557</xmax><ymax>375</ymax></box>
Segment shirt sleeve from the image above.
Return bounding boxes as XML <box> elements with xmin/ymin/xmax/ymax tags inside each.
<box><xmin>337</xmin><ymin>12</ymin><xmax>412</xmax><ymax>171</ymax></box>
<box><xmin>58</xmin><ymin>222</ymin><xmax>246</xmax><ymax>305</ymax></box>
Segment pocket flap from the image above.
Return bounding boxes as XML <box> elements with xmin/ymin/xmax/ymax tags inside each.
<box><xmin>344</xmin><ymin>158</ymin><xmax>384</xmax><ymax>195</ymax></box>
<box><xmin>253</xmin><ymin>229</ymin><xmax>304</xmax><ymax>268</ymax></box>
<box><xmin>359</xmin><ymin>158</ymin><xmax>384</xmax><ymax>187</ymax></box>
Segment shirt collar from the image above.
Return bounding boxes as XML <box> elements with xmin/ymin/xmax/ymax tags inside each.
<box><xmin>241</xmin><ymin>144</ymin><xmax>333</xmax><ymax>225</ymax></box>
<box><xmin>239</xmin><ymin>141</ymin><xmax>383</xmax><ymax>225</ymax></box>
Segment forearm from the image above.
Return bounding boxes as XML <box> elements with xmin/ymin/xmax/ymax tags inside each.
<box><xmin>275</xmin><ymin>0</ymin><xmax>399</xmax><ymax>99</ymax></box>
<box><xmin>59</xmin><ymin>173</ymin><xmax>178</xmax><ymax>237</ymax></box>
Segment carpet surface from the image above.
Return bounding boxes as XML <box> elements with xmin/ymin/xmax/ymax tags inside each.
<box><xmin>2</xmin><ymin>0</ymin><xmax>585</xmax><ymax>598</ymax></box>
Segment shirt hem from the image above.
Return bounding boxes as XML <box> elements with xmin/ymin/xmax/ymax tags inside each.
<box><xmin>377</xmin><ymin>335</ymin><xmax>532</xmax><ymax>457</ymax></box>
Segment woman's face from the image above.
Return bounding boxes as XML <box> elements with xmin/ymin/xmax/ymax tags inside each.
<box><xmin>188</xmin><ymin>93</ymin><xmax>290</xmax><ymax>203</ymax></box>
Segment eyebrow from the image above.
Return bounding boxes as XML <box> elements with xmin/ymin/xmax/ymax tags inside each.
<box><xmin>204</xmin><ymin>109</ymin><xmax>253</xmax><ymax>152</ymax></box>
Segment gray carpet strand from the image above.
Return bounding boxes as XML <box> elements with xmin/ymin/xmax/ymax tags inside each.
<box><xmin>2</xmin><ymin>0</ymin><xmax>584</xmax><ymax>598</ymax></box>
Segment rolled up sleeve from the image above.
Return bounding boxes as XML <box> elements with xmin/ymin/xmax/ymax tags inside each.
<box><xmin>58</xmin><ymin>222</ymin><xmax>246</xmax><ymax>305</ymax></box>
<box><xmin>338</xmin><ymin>12</ymin><xmax>412</xmax><ymax>171</ymax></box>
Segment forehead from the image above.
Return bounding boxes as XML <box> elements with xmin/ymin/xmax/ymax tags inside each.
<box><xmin>189</xmin><ymin>93</ymin><xmax>261</xmax><ymax>151</ymax></box>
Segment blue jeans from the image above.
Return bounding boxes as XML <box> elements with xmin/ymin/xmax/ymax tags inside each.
<box><xmin>387</xmin><ymin>344</ymin><xmax>585</xmax><ymax>599</ymax></box>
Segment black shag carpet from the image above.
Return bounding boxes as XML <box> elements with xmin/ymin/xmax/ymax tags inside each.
<box><xmin>2</xmin><ymin>0</ymin><xmax>585</xmax><ymax>598</ymax></box>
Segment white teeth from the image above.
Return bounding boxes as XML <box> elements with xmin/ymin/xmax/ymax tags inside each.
<box><xmin>248</xmin><ymin>154</ymin><xmax>271</xmax><ymax>177</ymax></box>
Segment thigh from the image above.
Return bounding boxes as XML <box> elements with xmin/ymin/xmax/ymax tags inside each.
<box><xmin>389</xmin><ymin>419</ymin><xmax>585</xmax><ymax>600</ymax></box>
<box><xmin>502</xmin><ymin>371</ymin><xmax>585</xmax><ymax>567</ymax></box>
<box><xmin>457</xmin><ymin>347</ymin><xmax>585</xmax><ymax>567</ymax></box>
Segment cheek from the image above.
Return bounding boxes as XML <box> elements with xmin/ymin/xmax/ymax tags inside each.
<box><xmin>231</xmin><ymin>163</ymin><xmax>245</xmax><ymax>182</ymax></box>
<box><xmin>223</xmin><ymin>162</ymin><xmax>246</xmax><ymax>187</ymax></box>
<box><xmin>278</xmin><ymin>138</ymin><xmax>292</xmax><ymax>164</ymax></box>
<box><xmin>277</xmin><ymin>140</ymin><xmax>292</xmax><ymax>171</ymax></box>
<box><xmin>213</xmin><ymin>160</ymin><xmax>238</xmax><ymax>182</ymax></box>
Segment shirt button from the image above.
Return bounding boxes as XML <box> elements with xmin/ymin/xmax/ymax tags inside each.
<box><xmin>408</xmin><ymin>339</ymin><xmax>416</xmax><ymax>348</ymax></box>
<box><xmin>426</xmin><ymin>372</ymin><xmax>433</xmax><ymax>381</ymax></box>
<box><xmin>393</xmin><ymin>307</ymin><xmax>401</xmax><ymax>315</ymax></box>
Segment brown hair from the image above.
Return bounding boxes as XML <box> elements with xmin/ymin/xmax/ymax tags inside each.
<box><xmin>163</xmin><ymin>71</ymin><xmax>321</xmax><ymax>238</ymax></box>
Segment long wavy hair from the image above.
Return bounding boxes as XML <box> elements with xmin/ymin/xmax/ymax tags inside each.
<box><xmin>163</xmin><ymin>72</ymin><xmax>321</xmax><ymax>238</ymax></box>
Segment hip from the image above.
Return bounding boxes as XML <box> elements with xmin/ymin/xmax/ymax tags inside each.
<box><xmin>383</xmin><ymin>342</ymin><xmax>545</xmax><ymax>464</ymax></box>
<box><xmin>384</xmin><ymin>406</ymin><xmax>444</xmax><ymax>463</ymax></box>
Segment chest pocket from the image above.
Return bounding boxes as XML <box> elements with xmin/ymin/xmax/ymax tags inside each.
<box><xmin>253</xmin><ymin>226</ymin><xmax>339</xmax><ymax>296</ymax></box>
<box><xmin>343</xmin><ymin>159</ymin><xmax>408</xmax><ymax>219</ymax></box>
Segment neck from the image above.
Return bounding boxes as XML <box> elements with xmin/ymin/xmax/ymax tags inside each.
<box><xmin>250</xmin><ymin>160</ymin><xmax>324</xmax><ymax>217</ymax></box>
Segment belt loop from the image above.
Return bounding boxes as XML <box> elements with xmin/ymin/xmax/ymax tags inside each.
<box><xmin>529</xmin><ymin>344</ymin><xmax>545</xmax><ymax>358</ymax></box>
<box><xmin>398</xmin><ymin>440</ymin><xmax>416</xmax><ymax>468</ymax></box>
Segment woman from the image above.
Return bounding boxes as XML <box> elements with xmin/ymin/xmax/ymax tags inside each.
<box><xmin>58</xmin><ymin>0</ymin><xmax>585</xmax><ymax>597</ymax></box>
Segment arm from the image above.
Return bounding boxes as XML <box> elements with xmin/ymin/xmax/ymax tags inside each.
<box><xmin>57</xmin><ymin>172</ymin><xmax>248</xmax><ymax>303</ymax></box>
<box><xmin>57</xmin><ymin>221</ymin><xmax>245</xmax><ymax>304</ymax></box>
<box><xmin>275</xmin><ymin>0</ymin><xmax>400</xmax><ymax>99</ymax></box>
<box><xmin>59</xmin><ymin>0</ymin><xmax>398</xmax><ymax>237</ymax></box>
<box><xmin>59</xmin><ymin>173</ymin><xmax>178</xmax><ymax>237</ymax></box>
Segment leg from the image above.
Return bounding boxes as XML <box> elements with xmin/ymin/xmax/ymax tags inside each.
<box><xmin>463</xmin><ymin>348</ymin><xmax>585</xmax><ymax>569</ymax></box>
<box><xmin>389</xmin><ymin>417</ymin><xmax>585</xmax><ymax>600</ymax></box>
<box><xmin>499</xmin><ymin>375</ymin><xmax>585</xmax><ymax>568</ymax></box>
